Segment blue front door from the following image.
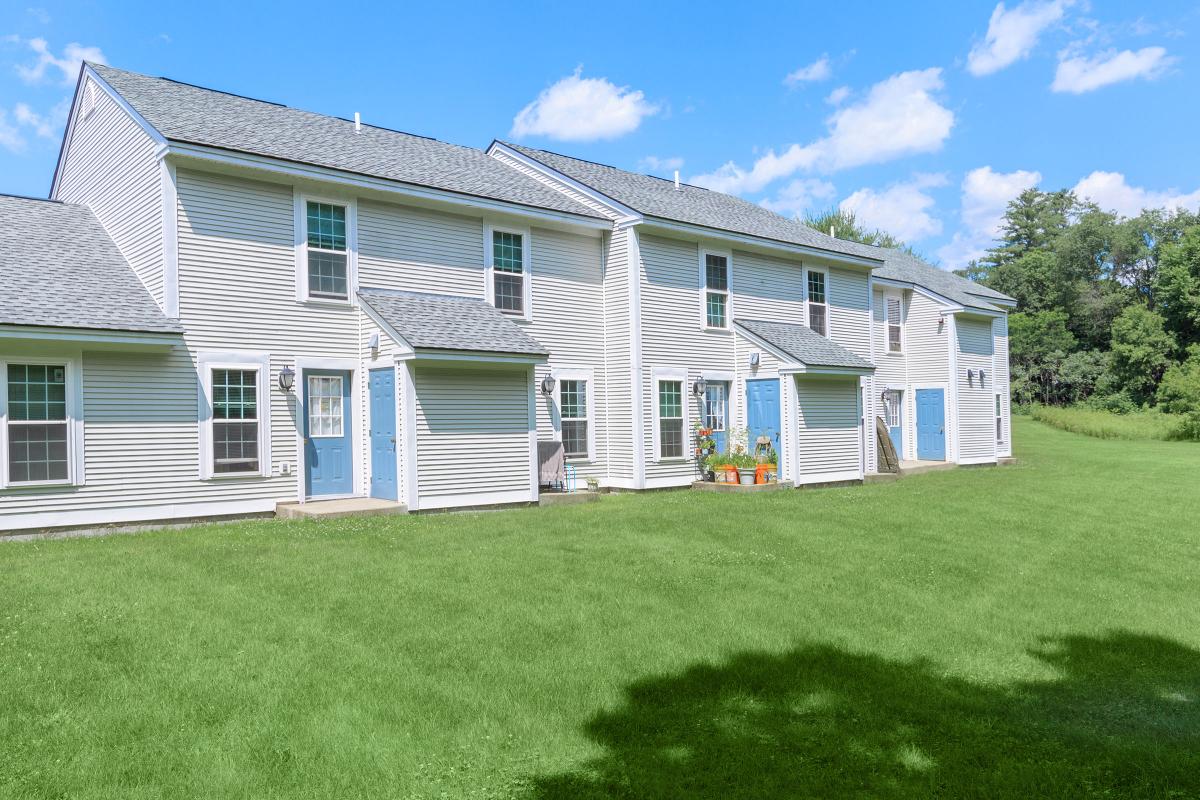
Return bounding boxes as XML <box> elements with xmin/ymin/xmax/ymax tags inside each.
<box><xmin>369</xmin><ymin>368</ymin><xmax>398</xmax><ymax>501</ymax></box>
<box><xmin>915</xmin><ymin>388</ymin><xmax>946</xmax><ymax>461</ymax></box>
<box><xmin>304</xmin><ymin>370</ymin><xmax>353</xmax><ymax>497</ymax></box>
<box><xmin>745</xmin><ymin>378</ymin><xmax>781</xmax><ymax>457</ymax></box>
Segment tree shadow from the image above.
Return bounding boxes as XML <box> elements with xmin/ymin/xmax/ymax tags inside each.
<box><xmin>527</xmin><ymin>632</ymin><xmax>1200</xmax><ymax>798</ymax></box>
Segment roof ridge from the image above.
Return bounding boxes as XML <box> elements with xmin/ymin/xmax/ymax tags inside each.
<box><xmin>505</xmin><ymin>141</ymin><xmax>710</xmax><ymax>191</ymax></box>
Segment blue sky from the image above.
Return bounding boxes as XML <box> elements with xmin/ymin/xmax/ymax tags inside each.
<box><xmin>2</xmin><ymin>0</ymin><xmax>1197</xmax><ymax>268</ymax></box>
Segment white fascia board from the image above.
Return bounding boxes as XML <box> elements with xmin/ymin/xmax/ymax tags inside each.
<box><xmin>780</xmin><ymin>364</ymin><xmax>874</xmax><ymax>377</ymax></box>
<box><xmin>487</xmin><ymin>141</ymin><xmax>642</xmax><ymax>225</ymax></box>
<box><xmin>166</xmin><ymin>142</ymin><xmax>611</xmax><ymax>232</ymax></box>
<box><xmin>641</xmin><ymin>217</ymin><xmax>885</xmax><ymax>270</ymax></box>
<box><xmin>971</xmin><ymin>294</ymin><xmax>1017</xmax><ymax>309</ymax></box>
<box><xmin>0</xmin><ymin>326</ymin><xmax>181</xmax><ymax>348</ymax></box>
<box><xmin>51</xmin><ymin>64</ymin><xmax>169</xmax><ymax>199</ymax></box>
<box><xmin>947</xmin><ymin>306</ymin><xmax>1007</xmax><ymax>319</ymax></box>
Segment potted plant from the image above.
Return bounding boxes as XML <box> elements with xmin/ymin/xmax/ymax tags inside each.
<box><xmin>585</xmin><ymin>476</ymin><xmax>600</xmax><ymax>493</ymax></box>
<box><xmin>730</xmin><ymin>453</ymin><xmax>758</xmax><ymax>485</ymax></box>
<box><xmin>756</xmin><ymin>446</ymin><xmax>778</xmax><ymax>484</ymax></box>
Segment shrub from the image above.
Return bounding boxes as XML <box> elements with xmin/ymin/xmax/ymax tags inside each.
<box><xmin>1082</xmin><ymin>390</ymin><xmax>1138</xmax><ymax>415</ymax></box>
<box><xmin>1156</xmin><ymin>344</ymin><xmax>1200</xmax><ymax>415</ymax></box>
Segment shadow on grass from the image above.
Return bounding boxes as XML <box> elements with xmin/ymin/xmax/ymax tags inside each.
<box><xmin>527</xmin><ymin>632</ymin><xmax>1200</xmax><ymax>798</ymax></box>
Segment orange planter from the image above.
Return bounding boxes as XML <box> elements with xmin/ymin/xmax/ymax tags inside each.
<box><xmin>718</xmin><ymin>465</ymin><xmax>738</xmax><ymax>483</ymax></box>
<box><xmin>755</xmin><ymin>463</ymin><xmax>778</xmax><ymax>484</ymax></box>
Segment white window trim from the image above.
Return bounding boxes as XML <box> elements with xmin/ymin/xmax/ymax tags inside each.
<box><xmin>0</xmin><ymin>354</ymin><xmax>85</xmax><ymax>489</ymax></box>
<box><xmin>805</xmin><ymin>265</ymin><xmax>830</xmax><ymax>338</ymax></box>
<box><xmin>885</xmin><ymin>290</ymin><xmax>905</xmax><ymax>355</ymax></box>
<box><xmin>197</xmin><ymin>351</ymin><xmax>273</xmax><ymax>480</ymax></box>
<box><xmin>294</xmin><ymin>191</ymin><xmax>358</xmax><ymax>306</ymax></box>
<box><xmin>651</xmin><ymin>367</ymin><xmax>689</xmax><ymax>463</ymax></box>
<box><xmin>995</xmin><ymin>392</ymin><xmax>1005</xmax><ymax>444</ymax></box>
<box><xmin>551</xmin><ymin>366</ymin><xmax>596</xmax><ymax>462</ymax></box>
<box><xmin>484</xmin><ymin>222</ymin><xmax>533</xmax><ymax>322</ymax></box>
<box><xmin>699</xmin><ymin>248</ymin><xmax>733</xmax><ymax>331</ymax></box>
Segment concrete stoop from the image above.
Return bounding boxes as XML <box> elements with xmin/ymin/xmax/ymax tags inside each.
<box><xmin>539</xmin><ymin>491</ymin><xmax>602</xmax><ymax>507</ymax></box>
<box><xmin>867</xmin><ymin>456</ymin><xmax>1016</xmax><ymax>483</ymax></box>
<box><xmin>691</xmin><ymin>480</ymin><xmax>794</xmax><ymax>493</ymax></box>
<box><xmin>276</xmin><ymin>498</ymin><xmax>407</xmax><ymax>520</ymax></box>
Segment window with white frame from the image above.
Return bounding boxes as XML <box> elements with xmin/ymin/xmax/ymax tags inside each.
<box><xmin>995</xmin><ymin>393</ymin><xmax>1004</xmax><ymax>443</ymax></box>
<box><xmin>883</xmin><ymin>389</ymin><xmax>902</xmax><ymax>429</ymax></box>
<box><xmin>807</xmin><ymin>269</ymin><xmax>828</xmax><ymax>336</ymax></box>
<box><xmin>304</xmin><ymin>201</ymin><xmax>349</xmax><ymax>300</ymax></box>
<box><xmin>6</xmin><ymin>364</ymin><xmax>70</xmax><ymax>484</ymax></box>
<box><xmin>886</xmin><ymin>295</ymin><xmax>903</xmax><ymax>353</ymax></box>
<box><xmin>490</xmin><ymin>228</ymin><xmax>528</xmax><ymax>316</ymax></box>
<box><xmin>200</xmin><ymin>356</ymin><xmax>270</xmax><ymax>480</ymax></box>
<box><xmin>307</xmin><ymin>376</ymin><xmax>344</xmax><ymax>437</ymax></box>
<box><xmin>703</xmin><ymin>383</ymin><xmax>726</xmax><ymax>433</ymax></box>
<box><xmin>559</xmin><ymin>379</ymin><xmax>588</xmax><ymax>458</ymax></box>
<box><xmin>211</xmin><ymin>368</ymin><xmax>261</xmax><ymax>474</ymax></box>
<box><xmin>703</xmin><ymin>252</ymin><xmax>729</xmax><ymax>329</ymax></box>
<box><xmin>657</xmin><ymin>379</ymin><xmax>684</xmax><ymax>459</ymax></box>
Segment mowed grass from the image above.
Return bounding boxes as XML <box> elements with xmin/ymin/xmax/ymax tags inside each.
<box><xmin>2</xmin><ymin>417</ymin><xmax>1199</xmax><ymax>799</ymax></box>
<box><xmin>1030</xmin><ymin>403</ymin><xmax>1193</xmax><ymax>441</ymax></box>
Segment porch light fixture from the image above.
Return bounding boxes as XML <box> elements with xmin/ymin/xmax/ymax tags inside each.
<box><xmin>540</xmin><ymin>374</ymin><xmax>556</xmax><ymax>396</ymax></box>
<box><xmin>278</xmin><ymin>366</ymin><xmax>296</xmax><ymax>393</ymax></box>
<box><xmin>692</xmin><ymin>377</ymin><xmax>707</xmax><ymax>397</ymax></box>
<box><xmin>749</xmin><ymin>352</ymin><xmax>761</xmax><ymax>368</ymax></box>
<box><xmin>979</xmin><ymin>370</ymin><xmax>987</xmax><ymax>385</ymax></box>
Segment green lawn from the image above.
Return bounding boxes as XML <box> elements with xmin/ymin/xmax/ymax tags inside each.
<box><xmin>3</xmin><ymin>418</ymin><xmax>1199</xmax><ymax>799</ymax></box>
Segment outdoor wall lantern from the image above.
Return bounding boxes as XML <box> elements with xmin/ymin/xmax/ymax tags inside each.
<box><xmin>979</xmin><ymin>370</ymin><xmax>987</xmax><ymax>385</ymax></box>
<box><xmin>278</xmin><ymin>366</ymin><xmax>296</xmax><ymax>393</ymax></box>
<box><xmin>692</xmin><ymin>377</ymin><xmax>707</xmax><ymax>397</ymax></box>
<box><xmin>540</xmin><ymin>374</ymin><xmax>557</xmax><ymax>396</ymax></box>
<box><xmin>749</xmin><ymin>352</ymin><xmax>761</xmax><ymax>368</ymax></box>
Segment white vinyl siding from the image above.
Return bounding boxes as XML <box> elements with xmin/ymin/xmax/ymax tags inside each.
<box><xmin>602</xmin><ymin>228</ymin><xmax>636</xmax><ymax>483</ymax></box>
<box><xmin>993</xmin><ymin>315</ymin><xmax>1012</xmax><ymax>456</ymax></box>
<box><xmin>794</xmin><ymin>377</ymin><xmax>862</xmax><ymax>483</ymax></box>
<box><xmin>55</xmin><ymin>82</ymin><xmax>164</xmax><ymax>308</ymax></box>
<box><xmin>414</xmin><ymin>367</ymin><xmax>532</xmax><ymax>509</ymax></box>
<box><xmin>732</xmin><ymin>250</ymin><xmax>806</xmax><ymax>324</ymax></box>
<box><xmin>358</xmin><ymin>199</ymin><xmax>485</xmax><ymax>297</ymax></box>
<box><xmin>956</xmin><ymin>317</ymin><xmax>996</xmax><ymax>462</ymax></box>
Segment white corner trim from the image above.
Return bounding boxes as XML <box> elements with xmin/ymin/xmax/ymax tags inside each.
<box><xmin>527</xmin><ymin>364</ymin><xmax>538</xmax><ymax>502</ymax></box>
<box><xmin>160</xmin><ymin>159</ymin><xmax>179</xmax><ymax>318</ymax></box>
<box><xmin>628</xmin><ymin>229</ymin><xmax>646</xmax><ymax>487</ymax></box>
<box><xmin>401</xmin><ymin>362</ymin><xmax>419</xmax><ymax>511</ymax></box>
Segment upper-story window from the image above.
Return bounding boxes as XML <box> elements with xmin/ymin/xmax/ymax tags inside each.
<box><xmin>486</xmin><ymin>225</ymin><xmax>531</xmax><ymax>318</ymax></box>
<box><xmin>305</xmin><ymin>201</ymin><xmax>349</xmax><ymax>300</ymax></box>
<box><xmin>806</xmin><ymin>269</ymin><xmax>828</xmax><ymax>336</ymax></box>
<box><xmin>702</xmin><ymin>252</ymin><xmax>730</xmax><ymax>329</ymax></box>
<box><xmin>886</xmin><ymin>294</ymin><xmax>904</xmax><ymax>353</ymax></box>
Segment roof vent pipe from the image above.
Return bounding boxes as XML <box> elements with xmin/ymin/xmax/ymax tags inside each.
<box><xmin>674</xmin><ymin>170</ymin><xmax>680</xmax><ymax>191</ymax></box>
<box><xmin>354</xmin><ymin>112</ymin><xmax>361</xmax><ymax>133</ymax></box>
<box><xmin>830</xmin><ymin>226</ymin><xmax>835</xmax><ymax>238</ymax></box>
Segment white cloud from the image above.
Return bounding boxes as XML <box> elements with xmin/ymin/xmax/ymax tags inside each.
<box><xmin>691</xmin><ymin>68</ymin><xmax>953</xmax><ymax>195</ymax></box>
<box><xmin>1051</xmin><ymin>46</ymin><xmax>1176</xmax><ymax>93</ymax></box>
<box><xmin>760</xmin><ymin>178</ymin><xmax>837</xmax><ymax>218</ymax></box>
<box><xmin>26</xmin><ymin>7</ymin><xmax>51</xmax><ymax>24</ymax></box>
<box><xmin>1072</xmin><ymin>171</ymin><xmax>1200</xmax><ymax>217</ymax></box>
<box><xmin>825</xmin><ymin>86</ymin><xmax>851</xmax><ymax>105</ymax></box>
<box><xmin>12</xmin><ymin>96</ymin><xmax>70</xmax><ymax>139</ymax></box>
<box><xmin>839</xmin><ymin>174</ymin><xmax>947</xmax><ymax>242</ymax></box>
<box><xmin>15</xmin><ymin>37</ymin><xmax>106</xmax><ymax>85</ymax></box>
<box><xmin>784</xmin><ymin>56</ymin><xmax>832</xmax><ymax>86</ymax></box>
<box><xmin>639</xmin><ymin>155</ymin><xmax>684</xmax><ymax>173</ymax></box>
<box><xmin>511</xmin><ymin>68</ymin><xmax>658</xmax><ymax>142</ymax></box>
<box><xmin>936</xmin><ymin>166</ymin><xmax>1041</xmax><ymax>267</ymax></box>
<box><xmin>0</xmin><ymin>109</ymin><xmax>27</xmax><ymax>153</ymax></box>
<box><xmin>967</xmin><ymin>0</ymin><xmax>1072</xmax><ymax>76</ymax></box>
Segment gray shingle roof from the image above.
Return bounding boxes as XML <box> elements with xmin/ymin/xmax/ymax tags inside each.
<box><xmin>502</xmin><ymin>143</ymin><xmax>887</xmax><ymax>263</ymax></box>
<box><xmin>875</xmin><ymin>249</ymin><xmax>1014</xmax><ymax>312</ymax></box>
<box><xmin>735</xmin><ymin>318</ymin><xmax>874</xmax><ymax>370</ymax></box>
<box><xmin>0</xmin><ymin>194</ymin><xmax>183</xmax><ymax>334</ymax></box>
<box><xmin>89</xmin><ymin>64</ymin><xmax>606</xmax><ymax>222</ymax></box>
<box><xmin>358</xmin><ymin>288</ymin><xmax>548</xmax><ymax>357</ymax></box>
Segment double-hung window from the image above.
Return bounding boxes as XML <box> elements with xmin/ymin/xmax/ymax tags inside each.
<box><xmin>200</xmin><ymin>354</ymin><xmax>270</xmax><ymax>479</ymax></box>
<box><xmin>302</xmin><ymin>200</ymin><xmax>351</xmax><ymax>301</ymax></box>
<box><xmin>489</xmin><ymin>227</ymin><xmax>529</xmax><ymax>316</ymax></box>
<box><xmin>6</xmin><ymin>364</ymin><xmax>70</xmax><ymax>484</ymax></box>
<box><xmin>559</xmin><ymin>379</ymin><xmax>588</xmax><ymax>459</ymax></box>
<box><xmin>807</xmin><ymin>269</ymin><xmax>828</xmax><ymax>336</ymax></box>
<box><xmin>657</xmin><ymin>378</ymin><xmax>685</xmax><ymax>460</ymax></box>
<box><xmin>703</xmin><ymin>252</ymin><xmax>730</xmax><ymax>329</ymax></box>
<box><xmin>886</xmin><ymin>294</ymin><xmax>904</xmax><ymax>353</ymax></box>
<box><xmin>211</xmin><ymin>369</ymin><xmax>260</xmax><ymax>474</ymax></box>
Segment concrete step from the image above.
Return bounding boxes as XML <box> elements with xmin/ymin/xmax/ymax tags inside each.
<box><xmin>691</xmin><ymin>480</ymin><xmax>794</xmax><ymax>493</ymax></box>
<box><xmin>276</xmin><ymin>498</ymin><xmax>407</xmax><ymax>520</ymax></box>
<box><xmin>539</xmin><ymin>491</ymin><xmax>602</xmax><ymax>507</ymax></box>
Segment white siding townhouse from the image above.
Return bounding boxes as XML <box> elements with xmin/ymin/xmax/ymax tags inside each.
<box><xmin>0</xmin><ymin>64</ymin><xmax>1016</xmax><ymax>533</ymax></box>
